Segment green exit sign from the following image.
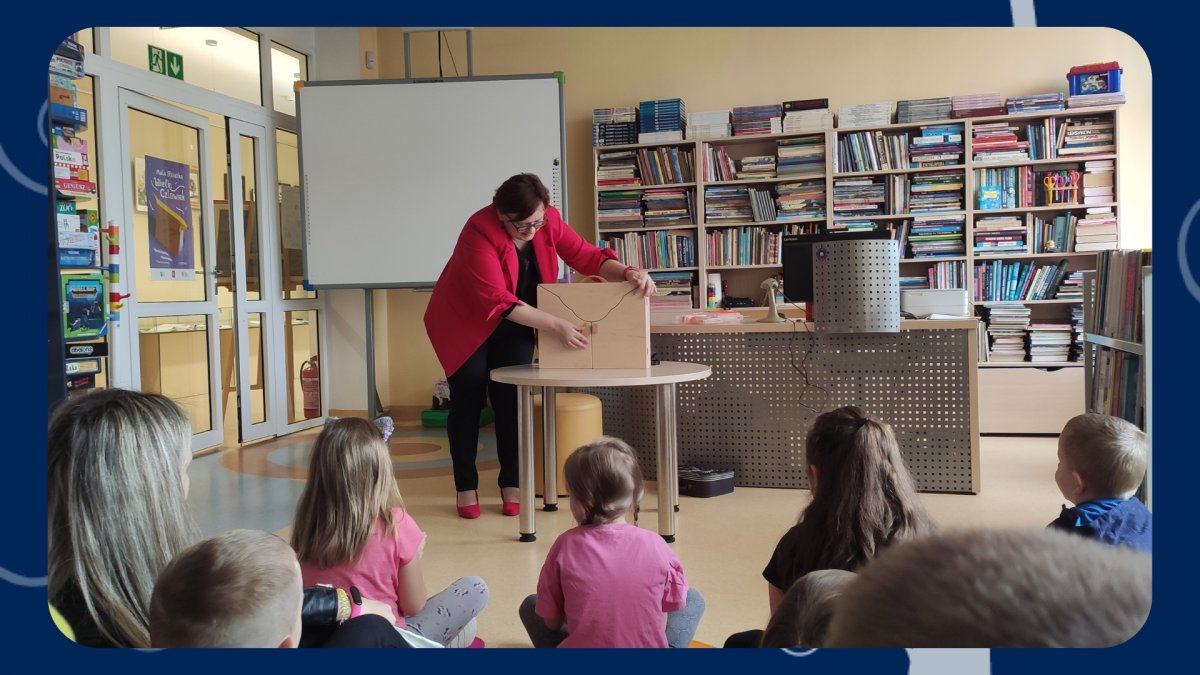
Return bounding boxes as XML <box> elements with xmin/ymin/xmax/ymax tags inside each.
<box><xmin>148</xmin><ymin>45</ymin><xmax>184</xmax><ymax>81</ymax></box>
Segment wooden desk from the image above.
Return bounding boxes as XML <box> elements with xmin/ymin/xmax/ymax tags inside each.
<box><xmin>491</xmin><ymin>362</ymin><xmax>712</xmax><ymax>543</ymax></box>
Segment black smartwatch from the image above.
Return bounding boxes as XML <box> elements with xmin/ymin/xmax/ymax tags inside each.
<box><xmin>349</xmin><ymin>586</ymin><xmax>363</xmax><ymax>617</ymax></box>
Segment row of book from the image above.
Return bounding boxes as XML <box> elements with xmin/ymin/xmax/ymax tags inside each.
<box><xmin>636</xmin><ymin>146</ymin><xmax>695</xmax><ymax>185</ymax></box>
<box><xmin>1089</xmin><ymin>346</ymin><xmax>1144</xmax><ymax>426</ymax></box>
<box><xmin>909</xmin><ymin>214</ymin><xmax>966</xmax><ymax>258</ymax></box>
<box><xmin>598</xmin><ymin>229</ymin><xmax>697</xmax><ymax>269</ymax></box>
<box><xmin>1091</xmin><ymin>248</ymin><xmax>1151</xmax><ymax>343</ymax></box>
<box><xmin>707</xmin><ymin>226</ymin><xmax>786</xmax><ymax>266</ymax></box>
<box><xmin>901</xmin><ymin>260</ymin><xmax>968</xmax><ymax>290</ymax></box>
<box><xmin>776</xmin><ymin>180</ymin><xmax>826</xmax><ymax>220</ymax></box>
<box><xmin>598</xmin><ymin>188</ymin><xmax>695</xmax><ymax>230</ymax></box>
<box><xmin>702</xmin><ymin>186</ymin><xmax>787</xmax><ymax>223</ymax></box>
<box><xmin>974</xmin><ymin>163</ymin><xmax>1113</xmax><ymax>211</ymax></box>
<box><xmin>974</xmin><ymin>258</ymin><xmax>1075</xmax><ymax>302</ymax></box>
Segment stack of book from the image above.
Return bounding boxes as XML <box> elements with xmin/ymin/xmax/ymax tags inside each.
<box><xmin>704</xmin><ymin>186</ymin><xmax>754</xmax><ymax>224</ymax></box>
<box><xmin>639</xmin><ymin>99</ymin><xmax>686</xmax><ymax>143</ymax></box>
<box><xmin>1082</xmin><ymin>159</ymin><xmax>1115</xmax><ymax>204</ymax></box>
<box><xmin>643</xmin><ymin>188</ymin><xmax>695</xmax><ymax>227</ymax></box>
<box><xmin>836</xmin><ymin>131</ymin><xmax>909</xmax><ymax>172</ymax></box>
<box><xmin>1057</xmin><ymin>116</ymin><xmax>1115</xmax><ymax>155</ymax></box>
<box><xmin>777</xmin><ymin>136</ymin><xmax>825</xmax><ymax>177</ymax></box>
<box><xmin>707</xmin><ymin>226</ymin><xmax>785</xmax><ymax>266</ymax></box>
<box><xmin>782</xmin><ymin>98</ymin><xmax>833</xmax><ymax>131</ymax></box>
<box><xmin>909</xmin><ymin>214</ymin><xmax>965</xmax><ymax>258</ymax></box>
<box><xmin>975</xmin><ymin>259</ymin><xmax>1072</xmax><ymax>301</ymax></box>
<box><xmin>599</xmin><ymin>229</ymin><xmax>696</xmax><ymax>269</ymax></box>
<box><xmin>737</xmin><ymin>156</ymin><xmax>776</xmax><ymax>179</ymax></box>
<box><xmin>775</xmin><ymin>180</ymin><xmax>826</xmax><ymax>220</ymax></box>
<box><xmin>1067</xmin><ymin>91</ymin><xmax>1126</xmax><ymax>108</ymax></box>
<box><xmin>701</xmin><ymin>143</ymin><xmax>738</xmax><ymax>182</ymax></box>
<box><xmin>973</xmin><ymin>217</ymin><xmax>1027</xmax><ymax>256</ymax></box>
<box><xmin>596</xmin><ymin>150</ymin><xmax>641</xmax><ymax>187</ymax></box>
<box><xmin>909</xmin><ymin>124</ymin><xmax>964</xmax><ymax>167</ymax></box>
<box><xmin>748</xmin><ymin>187</ymin><xmax>778</xmax><ymax>222</ymax></box>
<box><xmin>1032</xmin><ymin>214</ymin><xmax>1078</xmax><ymax>253</ymax></box>
<box><xmin>635</xmin><ymin>146</ymin><xmax>694</xmax><ymax>185</ymax></box>
<box><xmin>732</xmin><ymin>104</ymin><xmax>782</xmax><ymax>136</ymax></box>
<box><xmin>951</xmin><ymin>93</ymin><xmax>1004</xmax><ymax>118</ymax></box>
<box><xmin>593</xmin><ymin>107</ymin><xmax>638</xmax><ymax>146</ymax></box>
<box><xmin>1074</xmin><ymin>209</ymin><xmax>1118</xmax><ymax>251</ymax></box>
<box><xmin>597</xmin><ymin>191</ymin><xmax>644</xmax><ymax>229</ymax></box>
<box><xmin>896</xmin><ymin>97</ymin><xmax>952</xmax><ymax>123</ymax></box>
<box><xmin>1070</xmin><ymin>305</ymin><xmax>1085</xmax><ymax>362</ymax></box>
<box><xmin>972</xmin><ymin>123</ymin><xmax>1027</xmax><ymax>163</ymax></box>
<box><xmin>982</xmin><ymin>305</ymin><xmax>1031</xmax><ymax>362</ymax></box>
<box><xmin>1006</xmin><ymin>93</ymin><xmax>1065</xmax><ymax>113</ymax></box>
<box><xmin>1027</xmin><ymin>323</ymin><xmax>1073</xmax><ymax>362</ymax></box>
<box><xmin>901</xmin><ymin>275</ymin><xmax>928</xmax><ymax>290</ymax></box>
<box><xmin>648</xmin><ymin>272</ymin><xmax>695</xmax><ymax>311</ymax></box>
<box><xmin>686</xmin><ymin>110</ymin><xmax>731</xmax><ymax>140</ymax></box>
<box><xmin>827</xmin><ymin>220</ymin><xmax>876</xmax><ymax>233</ymax></box>
<box><xmin>1058</xmin><ymin>270</ymin><xmax>1086</xmax><ymax>301</ymax></box>
<box><xmin>838</xmin><ymin>102</ymin><xmax>892</xmax><ymax>128</ymax></box>
<box><xmin>908</xmin><ymin>170</ymin><xmax>964</xmax><ymax>213</ymax></box>
<box><xmin>1093</xmin><ymin>249</ymin><xmax>1151</xmax><ymax>342</ymax></box>
<box><xmin>833</xmin><ymin>178</ymin><xmax>885</xmax><ymax>216</ymax></box>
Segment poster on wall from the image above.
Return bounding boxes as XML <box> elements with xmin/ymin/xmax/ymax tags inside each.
<box><xmin>145</xmin><ymin>155</ymin><xmax>196</xmax><ymax>281</ymax></box>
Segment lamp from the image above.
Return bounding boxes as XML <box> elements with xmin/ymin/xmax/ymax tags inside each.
<box><xmin>758</xmin><ymin>278</ymin><xmax>786</xmax><ymax>323</ymax></box>
<box><xmin>811</xmin><ymin>239</ymin><xmax>900</xmax><ymax>333</ymax></box>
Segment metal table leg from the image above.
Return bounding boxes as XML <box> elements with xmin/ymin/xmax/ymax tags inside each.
<box><xmin>666</xmin><ymin>382</ymin><xmax>679</xmax><ymax>513</ymax></box>
<box><xmin>655</xmin><ymin>383</ymin><xmax>675</xmax><ymax>542</ymax></box>
<box><xmin>542</xmin><ymin>386</ymin><xmax>559</xmax><ymax>511</ymax></box>
<box><xmin>518</xmin><ymin>384</ymin><xmax>536</xmax><ymax>542</ymax></box>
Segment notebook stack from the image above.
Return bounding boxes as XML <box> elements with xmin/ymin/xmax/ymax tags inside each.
<box><xmin>704</xmin><ymin>187</ymin><xmax>754</xmax><ymax>224</ymax></box>
<box><xmin>1058</xmin><ymin>117</ymin><xmax>1115</xmax><ymax>156</ymax></box>
<box><xmin>901</xmin><ymin>275</ymin><xmax>929</xmax><ymax>290</ymax></box>
<box><xmin>1070</xmin><ymin>306</ymin><xmax>1085</xmax><ymax>361</ymax></box>
<box><xmin>1057</xmin><ymin>270</ymin><xmax>1085</xmax><ymax>301</ymax></box>
<box><xmin>737</xmin><ymin>156</ymin><xmax>776</xmax><ymax>180</ymax></box>
<box><xmin>950</xmin><ymin>93</ymin><xmax>1004</xmax><ymax>118</ymax></box>
<box><xmin>642</xmin><ymin>188</ymin><xmax>694</xmax><ymax>227</ymax></box>
<box><xmin>1006</xmin><ymin>93</ymin><xmax>1065</xmax><ymax>114</ymax></box>
<box><xmin>838</xmin><ymin>102</ymin><xmax>892</xmax><ymax>128</ymax></box>
<box><xmin>596</xmin><ymin>150</ymin><xmax>641</xmax><ymax>187</ymax></box>
<box><xmin>776</xmin><ymin>136</ymin><xmax>825</xmax><ymax>178</ymax></box>
<box><xmin>909</xmin><ymin>124</ymin><xmax>964</xmax><ymax>167</ymax></box>
<box><xmin>972</xmin><ymin>123</ymin><xmax>1028</xmax><ymax>163</ymax></box>
<box><xmin>1074</xmin><ymin>208</ymin><xmax>1118</xmax><ymax>251</ymax></box>
<box><xmin>593</xmin><ymin>107</ymin><xmax>638</xmax><ymax>147</ymax></box>
<box><xmin>782</xmin><ymin>98</ymin><xmax>834</xmax><ymax>132</ymax></box>
<box><xmin>639</xmin><ymin>98</ymin><xmax>686</xmax><ymax>143</ymax></box>
<box><xmin>649</xmin><ymin>272</ymin><xmax>696</xmax><ymax>311</ymax></box>
<box><xmin>827</xmin><ymin>220</ymin><xmax>876</xmax><ymax>233</ymax></box>
<box><xmin>686</xmin><ymin>110</ymin><xmax>731</xmax><ymax>140</ymax></box>
<box><xmin>896</xmin><ymin>97</ymin><xmax>952</xmax><ymax>123</ymax></box>
<box><xmin>1027</xmin><ymin>323</ymin><xmax>1073</xmax><ymax>363</ymax></box>
<box><xmin>909</xmin><ymin>214</ymin><xmax>965</xmax><ymax>258</ymax></box>
<box><xmin>597</xmin><ymin>191</ymin><xmax>644</xmax><ymax>229</ymax></box>
<box><xmin>775</xmin><ymin>180</ymin><xmax>826</xmax><ymax>220</ymax></box>
<box><xmin>732</xmin><ymin>104</ymin><xmax>782</xmax><ymax>136</ymax></box>
<box><xmin>833</xmin><ymin>178</ymin><xmax>885</xmax><ymax>217</ymax></box>
<box><xmin>982</xmin><ymin>305</ymin><xmax>1031</xmax><ymax>363</ymax></box>
<box><xmin>1067</xmin><ymin>91</ymin><xmax>1126</xmax><ymax>108</ymax></box>
<box><xmin>1081</xmin><ymin>159</ymin><xmax>1115</xmax><ymax>204</ymax></box>
<box><xmin>908</xmin><ymin>170</ymin><xmax>964</xmax><ymax>213</ymax></box>
<box><xmin>973</xmin><ymin>217</ymin><xmax>1027</xmax><ymax>256</ymax></box>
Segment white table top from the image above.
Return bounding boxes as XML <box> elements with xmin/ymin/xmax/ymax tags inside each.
<box><xmin>490</xmin><ymin>361</ymin><xmax>712</xmax><ymax>387</ymax></box>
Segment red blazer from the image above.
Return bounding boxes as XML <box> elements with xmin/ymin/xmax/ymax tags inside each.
<box><xmin>424</xmin><ymin>205</ymin><xmax>618</xmax><ymax>377</ymax></box>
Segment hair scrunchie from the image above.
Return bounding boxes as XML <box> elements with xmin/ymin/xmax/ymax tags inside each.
<box><xmin>857</xmin><ymin>416</ymin><xmax>872</xmax><ymax>429</ymax></box>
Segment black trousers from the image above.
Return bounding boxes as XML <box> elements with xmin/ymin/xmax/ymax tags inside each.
<box><xmin>446</xmin><ymin>323</ymin><xmax>535</xmax><ymax>492</ymax></box>
<box><xmin>302</xmin><ymin>615</ymin><xmax>411</xmax><ymax>648</ymax></box>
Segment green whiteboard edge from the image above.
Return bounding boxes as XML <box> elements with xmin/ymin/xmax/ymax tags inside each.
<box><xmin>553</xmin><ymin>71</ymin><xmax>565</xmax><ymax>84</ymax></box>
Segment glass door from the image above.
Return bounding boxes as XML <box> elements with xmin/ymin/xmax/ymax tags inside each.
<box><xmin>226</xmin><ymin>120</ymin><xmax>275</xmax><ymax>442</ymax></box>
<box><xmin>118</xmin><ymin>89</ymin><xmax>223</xmax><ymax>450</ymax></box>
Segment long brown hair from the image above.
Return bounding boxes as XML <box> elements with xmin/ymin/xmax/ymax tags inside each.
<box><xmin>291</xmin><ymin>418</ymin><xmax>405</xmax><ymax>569</ymax></box>
<box><xmin>780</xmin><ymin>406</ymin><xmax>932</xmax><ymax>587</ymax></box>
<box><xmin>564</xmin><ymin>436</ymin><xmax>644</xmax><ymax>526</ymax></box>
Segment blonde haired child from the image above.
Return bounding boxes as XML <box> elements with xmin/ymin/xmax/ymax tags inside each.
<box><xmin>518</xmin><ymin>436</ymin><xmax>705</xmax><ymax>648</ymax></box>
<box><xmin>292</xmin><ymin>418</ymin><xmax>488</xmax><ymax>647</ymax></box>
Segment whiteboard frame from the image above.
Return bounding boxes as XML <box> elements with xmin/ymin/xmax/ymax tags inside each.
<box><xmin>295</xmin><ymin>73</ymin><xmax>568</xmax><ymax>289</ymax></box>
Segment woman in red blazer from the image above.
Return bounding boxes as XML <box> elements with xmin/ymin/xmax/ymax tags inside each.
<box><xmin>425</xmin><ymin>174</ymin><xmax>655</xmax><ymax>518</ymax></box>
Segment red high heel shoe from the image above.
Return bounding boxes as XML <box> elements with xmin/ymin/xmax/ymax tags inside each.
<box><xmin>457</xmin><ymin>490</ymin><xmax>481</xmax><ymax>519</ymax></box>
<box><xmin>502</xmin><ymin>490</ymin><xmax>520</xmax><ymax>517</ymax></box>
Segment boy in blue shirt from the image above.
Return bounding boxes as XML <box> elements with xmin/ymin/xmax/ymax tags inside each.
<box><xmin>1048</xmin><ymin>413</ymin><xmax>1151</xmax><ymax>553</ymax></box>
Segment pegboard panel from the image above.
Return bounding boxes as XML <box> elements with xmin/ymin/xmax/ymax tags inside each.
<box><xmin>578</xmin><ymin>326</ymin><xmax>976</xmax><ymax>493</ymax></box>
<box><xmin>812</xmin><ymin>239</ymin><xmax>900</xmax><ymax>333</ymax></box>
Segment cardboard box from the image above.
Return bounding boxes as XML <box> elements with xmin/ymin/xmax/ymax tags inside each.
<box><xmin>536</xmin><ymin>281</ymin><xmax>650</xmax><ymax>369</ymax></box>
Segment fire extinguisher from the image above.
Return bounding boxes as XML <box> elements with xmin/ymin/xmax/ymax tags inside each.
<box><xmin>301</xmin><ymin>356</ymin><xmax>321</xmax><ymax>419</ymax></box>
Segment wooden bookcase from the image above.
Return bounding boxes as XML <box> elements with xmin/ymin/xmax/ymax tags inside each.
<box><xmin>593</xmin><ymin>106</ymin><xmax>1124</xmax><ymax>432</ymax></box>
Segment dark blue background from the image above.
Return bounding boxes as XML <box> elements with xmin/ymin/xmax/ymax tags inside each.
<box><xmin>4</xmin><ymin>2</ymin><xmax>1187</xmax><ymax>670</ymax></box>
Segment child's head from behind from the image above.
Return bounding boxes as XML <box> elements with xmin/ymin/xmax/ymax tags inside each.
<box><xmin>760</xmin><ymin>569</ymin><xmax>858</xmax><ymax>649</ymax></box>
<box><xmin>291</xmin><ymin>417</ymin><xmax>404</xmax><ymax>568</ymax></box>
<box><xmin>564</xmin><ymin>436</ymin><xmax>644</xmax><ymax>526</ymax></box>
<box><xmin>150</xmin><ymin>529</ymin><xmax>303</xmax><ymax>648</ymax></box>
<box><xmin>1056</xmin><ymin>413</ymin><xmax>1147</xmax><ymax>503</ymax></box>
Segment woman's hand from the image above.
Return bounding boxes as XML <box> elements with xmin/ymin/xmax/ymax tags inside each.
<box><xmin>553</xmin><ymin>317</ymin><xmax>589</xmax><ymax>350</ymax></box>
<box><xmin>627</xmin><ymin>270</ymin><xmax>658</xmax><ymax>298</ymax></box>
<box><xmin>360</xmin><ymin>598</ymin><xmax>397</xmax><ymax>624</ymax></box>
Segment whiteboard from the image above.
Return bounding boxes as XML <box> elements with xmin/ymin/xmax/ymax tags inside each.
<box><xmin>296</xmin><ymin>75</ymin><xmax>565</xmax><ymax>287</ymax></box>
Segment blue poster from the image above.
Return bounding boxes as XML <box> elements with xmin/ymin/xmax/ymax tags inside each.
<box><xmin>144</xmin><ymin>155</ymin><xmax>195</xmax><ymax>280</ymax></box>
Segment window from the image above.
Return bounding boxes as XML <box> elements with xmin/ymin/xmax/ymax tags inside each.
<box><xmin>109</xmin><ymin>27</ymin><xmax>262</xmax><ymax>106</ymax></box>
<box><xmin>271</xmin><ymin>42</ymin><xmax>308</xmax><ymax>116</ymax></box>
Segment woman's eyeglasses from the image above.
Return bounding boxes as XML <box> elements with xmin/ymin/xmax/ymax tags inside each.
<box><xmin>508</xmin><ymin>217</ymin><xmax>546</xmax><ymax>233</ymax></box>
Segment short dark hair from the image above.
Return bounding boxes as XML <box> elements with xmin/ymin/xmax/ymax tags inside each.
<box><xmin>493</xmin><ymin>173</ymin><xmax>550</xmax><ymax>222</ymax></box>
<box><xmin>564</xmin><ymin>436</ymin><xmax>644</xmax><ymax>526</ymax></box>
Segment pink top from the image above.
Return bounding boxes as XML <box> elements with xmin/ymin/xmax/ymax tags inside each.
<box><xmin>535</xmin><ymin>522</ymin><xmax>689</xmax><ymax>648</ymax></box>
<box><xmin>299</xmin><ymin>508</ymin><xmax>425</xmax><ymax>628</ymax></box>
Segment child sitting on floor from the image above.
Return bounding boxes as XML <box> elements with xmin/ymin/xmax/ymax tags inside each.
<box><xmin>759</xmin><ymin>570</ymin><xmax>857</xmax><ymax>649</ymax></box>
<box><xmin>292</xmin><ymin>418</ymin><xmax>489</xmax><ymax>647</ymax></box>
<box><xmin>1048</xmin><ymin>413</ymin><xmax>1151</xmax><ymax>553</ymax></box>
<box><xmin>150</xmin><ymin>530</ymin><xmax>304</xmax><ymax>648</ymax></box>
<box><xmin>519</xmin><ymin>436</ymin><xmax>705</xmax><ymax>648</ymax></box>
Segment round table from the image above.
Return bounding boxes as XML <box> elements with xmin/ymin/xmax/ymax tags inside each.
<box><xmin>491</xmin><ymin>362</ymin><xmax>712</xmax><ymax>542</ymax></box>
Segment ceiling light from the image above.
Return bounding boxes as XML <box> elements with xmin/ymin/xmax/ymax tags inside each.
<box><xmin>206</xmin><ymin>40</ymin><xmax>218</xmax><ymax>47</ymax></box>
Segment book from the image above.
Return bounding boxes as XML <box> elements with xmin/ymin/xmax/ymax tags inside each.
<box><xmin>838</xmin><ymin>102</ymin><xmax>892</xmax><ymax>128</ymax></box>
<box><xmin>781</xmin><ymin>98</ymin><xmax>829</xmax><ymax>112</ymax></box>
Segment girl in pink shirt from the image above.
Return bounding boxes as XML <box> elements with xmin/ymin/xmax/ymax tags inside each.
<box><xmin>292</xmin><ymin>418</ymin><xmax>488</xmax><ymax>647</ymax></box>
<box><xmin>519</xmin><ymin>436</ymin><xmax>706</xmax><ymax>648</ymax></box>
